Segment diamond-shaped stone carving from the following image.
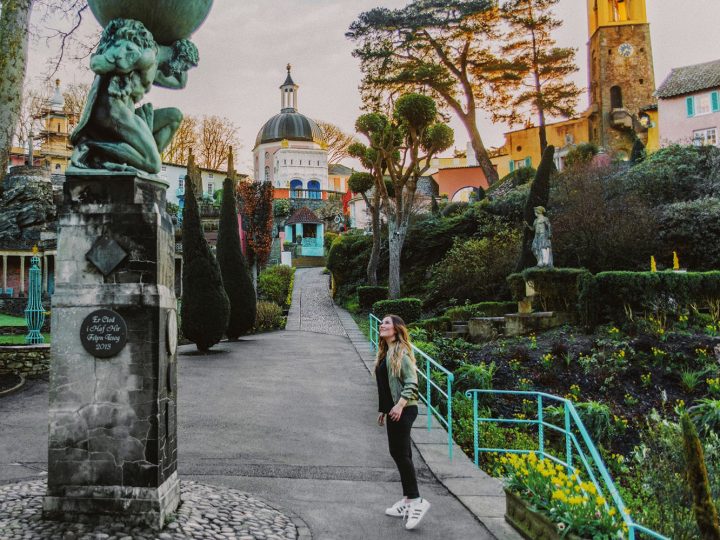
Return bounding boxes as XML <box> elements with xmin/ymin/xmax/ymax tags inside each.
<box><xmin>86</xmin><ymin>236</ymin><xmax>128</xmax><ymax>276</ymax></box>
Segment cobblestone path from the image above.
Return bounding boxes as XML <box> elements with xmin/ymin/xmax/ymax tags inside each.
<box><xmin>285</xmin><ymin>268</ymin><xmax>346</xmax><ymax>336</ymax></box>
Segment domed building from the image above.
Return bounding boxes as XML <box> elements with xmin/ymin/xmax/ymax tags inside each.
<box><xmin>253</xmin><ymin>65</ymin><xmax>330</xmax><ymax>200</ymax></box>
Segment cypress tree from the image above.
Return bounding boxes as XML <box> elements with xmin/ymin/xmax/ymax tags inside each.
<box><xmin>216</xmin><ymin>149</ymin><xmax>256</xmax><ymax>339</ymax></box>
<box><xmin>180</xmin><ymin>152</ymin><xmax>230</xmax><ymax>351</ymax></box>
<box><xmin>516</xmin><ymin>144</ymin><xmax>555</xmax><ymax>271</ymax></box>
<box><xmin>630</xmin><ymin>138</ymin><xmax>646</xmax><ymax>164</ymax></box>
<box><xmin>681</xmin><ymin>414</ymin><xmax>720</xmax><ymax>539</ymax></box>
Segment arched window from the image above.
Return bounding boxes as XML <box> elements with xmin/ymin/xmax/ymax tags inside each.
<box><xmin>610</xmin><ymin>86</ymin><xmax>623</xmax><ymax>109</ymax></box>
<box><xmin>290</xmin><ymin>179</ymin><xmax>303</xmax><ymax>198</ymax></box>
<box><xmin>308</xmin><ymin>180</ymin><xmax>321</xmax><ymax>199</ymax></box>
<box><xmin>610</xmin><ymin>0</ymin><xmax>629</xmax><ymax>22</ymax></box>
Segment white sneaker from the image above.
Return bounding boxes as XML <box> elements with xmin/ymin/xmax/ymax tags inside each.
<box><xmin>385</xmin><ymin>498</ymin><xmax>410</xmax><ymax>517</ymax></box>
<box><xmin>404</xmin><ymin>498</ymin><xmax>431</xmax><ymax>530</ymax></box>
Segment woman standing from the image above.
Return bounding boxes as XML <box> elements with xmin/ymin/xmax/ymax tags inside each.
<box><xmin>375</xmin><ymin>314</ymin><xmax>431</xmax><ymax>530</ymax></box>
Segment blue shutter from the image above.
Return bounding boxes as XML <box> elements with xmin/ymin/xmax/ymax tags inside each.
<box><xmin>686</xmin><ymin>96</ymin><xmax>695</xmax><ymax>117</ymax></box>
<box><xmin>524</xmin><ymin>157</ymin><xmax>532</xmax><ymax>168</ymax></box>
<box><xmin>509</xmin><ymin>160</ymin><xmax>515</xmax><ymax>172</ymax></box>
<box><xmin>712</xmin><ymin>91</ymin><xmax>720</xmax><ymax>112</ymax></box>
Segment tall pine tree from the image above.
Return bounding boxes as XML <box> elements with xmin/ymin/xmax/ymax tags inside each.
<box><xmin>180</xmin><ymin>152</ymin><xmax>230</xmax><ymax>351</ymax></box>
<box><xmin>517</xmin><ymin>144</ymin><xmax>554</xmax><ymax>271</ymax></box>
<box><xmin>216</xmin><ymin>148</ymin><xmax>256</xmax><ymax>340</ymax></box>
<box><xmin>500</xmin><ymin>0</ymin><xmax>581</xmax><ymax>152</ymax></box>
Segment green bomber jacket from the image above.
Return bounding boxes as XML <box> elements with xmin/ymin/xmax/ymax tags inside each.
<box><xmin>385</xmin><ymin>351</ymin><xmax>419</xmax><ymax>407</ymax></box>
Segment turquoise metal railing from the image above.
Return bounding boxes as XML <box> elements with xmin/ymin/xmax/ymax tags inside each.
<box><xmin>369</xmin><ymin>313</ymin><xmax>455</xmax><ymax>460</ymax></box>
<box><xmin>24</xmin><ymin>253</ymin><xmax>45</xmax><ymax>344</ymax></box>
<box><xmin>465</xmin><ymin>389</ymin><xmax>668</xmax><ymax>540</ymax></box>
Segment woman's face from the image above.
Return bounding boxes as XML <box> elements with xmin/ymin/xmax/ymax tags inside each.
<box><xmin>379</xmin><ymin>317</ymin><xmax>397</xmax><ymax>340</ymax></box>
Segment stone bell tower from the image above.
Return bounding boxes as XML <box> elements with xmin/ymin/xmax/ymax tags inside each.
<box><xmin>586</xmin><ymin>0</ymin><xmax>656</xmax><ymax>156</ymax></box>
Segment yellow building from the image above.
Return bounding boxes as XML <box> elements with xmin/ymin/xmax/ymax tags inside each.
<box><xmin>490</xmin><ymin>0</ymin><xmax>659</xmax><ymax>177</ymax></box>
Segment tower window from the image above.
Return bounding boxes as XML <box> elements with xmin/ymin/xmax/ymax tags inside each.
<box><xmin>610</xmin><ymin>0</ymin><xmax>629</xmax><ymax>22</ymax></box>
<box><xmin>639</xmin><ymin>78</ymin><xmax>644</xmax><ymax>85</ymax></box>
<box><xmin>610</xmin><ymin>86</ymin><xmax>623</xmax><ymax>109</ymax></box>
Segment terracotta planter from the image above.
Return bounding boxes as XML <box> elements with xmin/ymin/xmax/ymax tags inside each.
<box><xmin>504</xmin><ymin>488</ymin><xmax>587</xmax><ymax>540</ymax></box>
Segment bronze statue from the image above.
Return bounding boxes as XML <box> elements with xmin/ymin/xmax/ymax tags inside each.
<box><xmin>70</xmin><ymin>19</ymin><xmax>198</xmax><ymax>174</ymax></box>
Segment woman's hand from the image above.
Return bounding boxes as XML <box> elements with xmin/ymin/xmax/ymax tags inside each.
<box><xmin>389</xmin><ymin>403</ymin><xmax>404</xmax><ymax>422</ymax></box>
<box><xmin>377</xmin><ymin>413</ymin><xmax>386</xmax><ymax>426</ymax></box>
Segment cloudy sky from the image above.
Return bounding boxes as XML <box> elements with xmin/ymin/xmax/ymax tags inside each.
<box><xmin>26</xmin><ymin>0</ymin><xmax>720</xmax><ymax>172</ymax></box>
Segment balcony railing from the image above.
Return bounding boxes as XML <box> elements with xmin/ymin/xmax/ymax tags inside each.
<box><xmin>289</xmin><ymin>189</ymin><xmax>344</xmax><ymax>201</ymax></box>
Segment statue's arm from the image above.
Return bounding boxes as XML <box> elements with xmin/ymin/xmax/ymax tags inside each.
<box><xmin>154</xmin><ymin>70</ymin><xmax>187</xmax><ymax>90</ymax></box>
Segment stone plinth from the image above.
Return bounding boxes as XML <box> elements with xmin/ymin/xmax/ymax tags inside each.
<box><xmin>44</xmin><ymin>173</ymin><xmax>179</xmax><ymax>529</ymax></box>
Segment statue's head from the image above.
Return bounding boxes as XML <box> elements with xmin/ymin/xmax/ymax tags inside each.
<box><xmin>97</xmin><ymin>18</ymin><xmax>157</xmax><ymax>59</ymax></box>
<box><xmin>169</xmin><ymin>39</ymin><xmax>200</xmax><ymax>74</ymax></box>
<box><xmin>534</xmin><ymin>206</ymin><xmax>546</xmax><ymax>216</ymax></box>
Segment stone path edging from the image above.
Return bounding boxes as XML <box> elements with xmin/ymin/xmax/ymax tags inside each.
<box><xmin>333</xmin><ymin>304</ymin><xmax>522</xmax><ymax>540</ymax></box>
<box><xmin>0</xmin><ymin>373</ymin><xmax>25</xmax><ymax>397</ymax></box>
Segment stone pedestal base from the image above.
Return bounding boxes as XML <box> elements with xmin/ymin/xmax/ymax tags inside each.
<box><xmin>44</xmin><ymin>173</ymin><xmax>178</xmax><ymax>529</ymax></box>
<box><xmin>43</xmin><ymin>472</ymin><xmax>180</xmax><ymax>529</ymax></box>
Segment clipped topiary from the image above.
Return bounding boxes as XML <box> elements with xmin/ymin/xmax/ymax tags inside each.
<box><xmin>516</xmin><ymin>145</ymin><xmax>554</xmax><ymax>272</ymax></box>
<box><xmin>181</xmin><ymin>153</ymin><xmax>230</xmax><ymax>351</ymax></box>
<box><xmin>681</xmin><ymin>413</ymin><xmax>720</xmax><ymax>539</ymax></box>
<box><xmin>217</xmin><ymin>163</ymin><xmax>256</xmax><ymax>340</ymax></box>
<box><xmin>372</xmin><ymin>298</ymin><xmax>422</xmax><ymax>324</ymax></box>
<box><xmin>357</xmin><ymin>286</ymin><xmax>388</xmax><ymax>310</ymax></box>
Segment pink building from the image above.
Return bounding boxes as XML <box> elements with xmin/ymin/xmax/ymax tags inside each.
<box><xmin>657</xmin><ymin>59</ymin><xmax>720</xmax><ymax>147</ymax></box>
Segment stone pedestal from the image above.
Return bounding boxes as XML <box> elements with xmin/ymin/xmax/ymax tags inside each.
<box><xmin>44</xmin><ymin>172</ymin><xmax>179</xmax><ymax>529</ymax></box>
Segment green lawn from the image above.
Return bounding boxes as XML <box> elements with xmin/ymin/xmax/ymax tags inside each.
<box><xmin>0</xmin><ymin>333</ymin><xmax>51</xmax><ymax>345</ymax></box>
<box><xmin>0</xmin><ymin>313</ymin><xmax>26</xmax><ymax>327</ymax></box>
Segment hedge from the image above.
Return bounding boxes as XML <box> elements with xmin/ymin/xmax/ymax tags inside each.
<box><xmin>358</xmin><ymin>286</ymin><xmax>389</xmax><ymax>310</ymax></box>
<box><xmin>578</xmin><ymin>271</ymin><xmax>720</xmax><ymax>325</ymax></box>
<box><xmin>507</xmin><ymin>268</ymin><xmax>591</xmax><ymax>313</ymax></box>
<box><xmin>372</xmin><ymin>298</ymin><xmax>423</xmax><ymax>324</ymax></box>
<box><xmin>444</xmin><ymin>302</ymin><xmax>517</xmax><ymax>322</ymax></box>
<box><xmin>409</xmin><ymin>316</ymin><xmax>452</xmax><ymax>333</ymax></box>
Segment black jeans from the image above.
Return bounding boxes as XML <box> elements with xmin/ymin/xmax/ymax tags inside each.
<box><xmin>386</xmin><ymin>405</ymin><xmax>419</xmax><ymax>499</ymax></box>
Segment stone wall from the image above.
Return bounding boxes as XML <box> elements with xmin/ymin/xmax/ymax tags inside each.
<box><xmin>0</xmin><ymin>344</ymin><xmax>51</xmax><ymax>377</ymax></box>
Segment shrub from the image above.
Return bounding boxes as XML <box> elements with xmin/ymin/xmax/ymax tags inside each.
<box><xmin>273</xmin><ymin>199</ymin><xmax>291</xmax><ymax>218</ymax></box>
<box><xmin>408</xmin><ymin>316</ymin><xmax>451</xmax><ymax>334</ymax></box>
<box><xmin>657</xmin><ymin>198</ymin><xmax>720</xmax><ymax>271</ymax></box>
<box><xmin>372</xmin><ymin>298</ymin><xmax>422</xmax><ymax>324</ymax></box>
<box><xmin>258</xmin><ymin>265</ymin><xmax>295</xmax><ymax>307</ymax></box>
<box><xmin>324</xmin><ymin>231</ymin><xmax>339</xmax><ymax>250</ymax></box>
<box><xmin>357</xmin><ymin>286</ymin><xmax>388</xmax><ymax>310</ymax></box>
<box><xmin>454</xmin><ymin>362</ymin><xmax>497</xmax><ymax>392</ymax></box>
<box><xmin>444</xmin><ymin>301</ymin><xmax>516</xmax><ymax>321</ymax></box>
<box><xmin>440</xmin><ymin>201</ymin><xmax>468</xmax><ymax>217</ymax></box>
<box><xmin>326</xmin><ymin>232</ymin><xmax>373</xmax><ymax>300</ymax></box>
<box><xmin>255</xmin><ymin>301</ymin><xmax>284</xmax><ymax>330</ymax></box>
<box><xmin>689</xmin><ymin>398</ymin><xmax>720</xmax><ymax>437</ymax></box>
<box><xmin>574</xmin><ymin>401</ymin><xmax>612</xmax><ymax>444</ymax></box>
<box><xmin>564</xmin><ymin>142</ymin><xmax>598</xmax><ymax>167</ymax></box>
<box><xmin>578</xmin><ymin>271</ymin><xmax>720</xmax><ymax>326</ymax></box>
<box><xmin>507</xmin><ymin>268</ymin><xmax>591</xmax><ymax>313</ymax></box>
<box><xmin>426</xmin><ymin>229</ymin><xmax>520</xmax><ymax>308</ymax></box>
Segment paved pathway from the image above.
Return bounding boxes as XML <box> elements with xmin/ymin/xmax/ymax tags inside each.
<box><xmin>0</xmin><ymin>267</ymin><xmax>509</xmax><ymax>539</ymax></box>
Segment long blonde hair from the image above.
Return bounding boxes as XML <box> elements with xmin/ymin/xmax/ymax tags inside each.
<box><xmin>375</xmin><ymin>314</ymin><xmax>416</xmax><ymax>377</ymax></box>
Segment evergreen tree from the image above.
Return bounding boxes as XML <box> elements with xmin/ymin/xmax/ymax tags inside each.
<box><xmin>516</xmin><ymin>144</ymin><xmax>554</xmax><ymax>271</ymax></box>
<box><xmin>500</xmin><ymin>0</ymin><xmax>581</xmax><ymax>152</ymax></box>
<box><xmin>180</xmin><ymin>152</ymin><xmax>230</xmax><ymax>351</ymax></box>
<box><xmin>216</xmin><ymin>149</ymin><xmax>256</xmax><ymax>339</ymax></box>
<box><xmin>630</xmin><ymin>138</ymin><xmax>646</xmax><ymax>164</ymax></box>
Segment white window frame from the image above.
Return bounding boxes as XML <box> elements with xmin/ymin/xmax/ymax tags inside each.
<box><xmin>693</xmin><ymin>127</ymin><xmax>717</xmax><ymax>146</ymax></box>
<box><xmin>696</xmin><ymin>94</ymin><xmax>712</xmax><ymax>116</ymax></box>
<box><xmin>207</xmin><ymin>182</ymin><xmax>214</xmax><ymax>194</ymax></box>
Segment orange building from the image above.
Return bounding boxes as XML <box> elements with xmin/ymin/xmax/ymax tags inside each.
<box><xmin>431</xmin><ymin>166</ymin><xmax>490</xmax><ymax>202</ymax></box>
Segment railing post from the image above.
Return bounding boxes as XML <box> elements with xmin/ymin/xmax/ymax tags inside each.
<box><xmin>426</xmin><ymin>358</ymin><xmax>432</xmax><ymax>430</ymax></box>
<box><xmin>473</xmin><ymin>392</ymin><xmax>479</xmax><ymax>467</ymax></box>
<box><xmin>565</xmin><ymin>403</ymin><xmax>572</xmax><ymax>470</ymax></box>
<box><xmin>447</xmin><ymin>375</ymin><xmax>453</xmax><ymax>461</ymax></box>
<box><xmin>538</xmin><ymin>394</ymin><xmax>544</xmax><ymax>458</ymax></box>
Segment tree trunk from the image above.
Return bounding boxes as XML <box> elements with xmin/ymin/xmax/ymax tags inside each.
<box><xmin>387</xmin><ymin>219</ymin><xmax>408</xmax><ymax>299</ymax></box>
<box><xmin>463</xmin><ymin>112</ymin><xmax>499</xmax><ymax>185</ymax></box>
<box><xmin>0</xmin><ymin>0</ymin><xmax>33</xmax><ymax>184</ymax></box>
<box><xmin>366</xmin><ymin>190</ymin><xmax>381</xmax><ymax>286</ymax></box>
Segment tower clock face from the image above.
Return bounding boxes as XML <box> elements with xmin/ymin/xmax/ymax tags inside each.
<box><xmin>618</xmin><ymin>43</ymin><xmax>634</xmax><ymax>57</ymax></box>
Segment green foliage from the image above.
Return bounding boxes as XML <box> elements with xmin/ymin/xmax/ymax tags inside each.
<box><xmin>326</xmin><ymin>232</ymin><xmax>373</xmax><ymax>300</ymax></box>
<box><xmin>484</xmin><ymin>183</ymin><xmax>530</xmax><ymax>222</ymax></box>
<box><xmin>689</xmin><ymin>399</ymin><xmax>720</xmax><ymax>438</ymax></box>
<box><xmin>440</xmin><ymin>201</ymin><xmax>468</xmax><ymax>217</ymax></box>
<box><xmin>574</xmin><ymin>401</ymin><xmax>612</xmax><ymax>444</ymax></box>
<box><xmin>507</xmin><ymin>268</ymin><xmax>591</xmax><ymax>313</ymax></box>
<box><xmin>180</xmin><ymin>160</ymin><xmax>230</xmax><ymax>351</ymax></box>
<box><xmin>622</xmin><ymin>144</ymin><xmax>720</xmax><ymax>205</ymax></box>
<box><xmin>273</xmin><ymin>199</ymin><xmax>291</xmax><ymax>218</ymax></box>
<box><xmin>578</xmin><ymin>271</ymin><xmax>720</xmax><ymax>326</ymax></box>
<box><xmin>371</xmin><ymin>298</ymin><xmax>422</xmax><ymax>323</ymax></box>
<box><xmin>357</xmin><ymin>286</ymin><xmax>388</xmax><ymax>310</ymax></box>
<box><xmin>217</xmin><ymin>178</ymin><xmax>256</xmax><ymax>339</ymax></box>
<box><xmin>681</xmin><ymin>413</ymin><xmax>720</xmax><ymax>539</ymax></box>
<box><xmin>454</xmin><ymin>362</ymin><xmax>497</xmax><ymax>392</ymax></box>
<box><xmin>348</xmin><ymin>171</ymin><xmax>374</xmax><ymax>194</ymax></box>
<box><xmin>443</xmin><ymin>301</ymin><xmax>517</xmax><ymax>321</ymax></box>
<box><xmin>564</xmin><ymin>142</ymin><xmax>598</xmax><ymax>167</ymax></box>
<box><xmin>258</xmin><ymin>265</ymin><xmax>295</xmax><ymax>308</ymax></box>
<box><xmin>426</xmin><ymin>229</ymin><xmax>520</xmax><ymax>307</ymax></box>
<box><xmin>408</xmin><ymin>316</ymin><xmax>451</xmax><ymax>334</ymax></box>
<box><xmin>498</xmin><ymin>166</ymin><xmax>537</xmax><ymax>189</ymax></box>
<box><xmin>658</xmin><ymin>198</ymin><xmax>720</xmax><ymax>271</ymax></box>
<box><xmin>255</xmin><ymin>301</ymin><xmax>284</xmax><ymax>331</ymax></box>
<box><xmin>166</xmin><ymin>201</ymin><xmax>179</xmax><ymax>216</ymax></box>
<box><xmin>324</xmin><ymin>231</ymin><xmax>339</xmax><ymax>250</ymax></box>
<box><xmin>630</xmin><ymin>138</ymin><xmax>646</xmax><ymax>164</ymax></box>
<box><xmin>517</xmin><ymin>145</ymin><xmax>555</xmax><ymax>271</ymax></box>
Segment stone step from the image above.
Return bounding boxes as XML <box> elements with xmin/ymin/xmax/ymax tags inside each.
<box><xmin>444</xmin><ymin>331</ymin><xmax>468</xmax><ymax>339</ymax></box>
<box><xmin>452</xmin><ymin>324</ymin><xmax>469</xmax><ymax>333</ymax></box>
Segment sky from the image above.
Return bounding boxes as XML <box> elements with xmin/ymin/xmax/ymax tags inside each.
<box><xmin>26</xmin><ymin>0</ymin><xmax>720</xmax><ymax>173</ymax></box>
